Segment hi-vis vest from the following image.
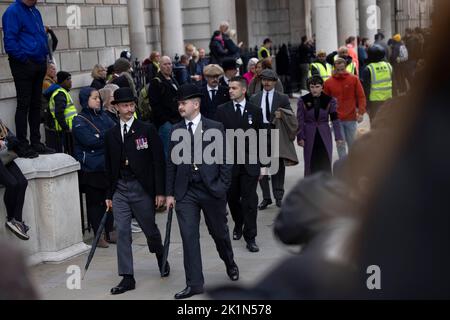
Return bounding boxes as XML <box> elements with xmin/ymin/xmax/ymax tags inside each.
<box><xmin>367</xmin><ymin>61</ymin><xmax>393</xmax><ymax>102</ymax></box>
<box><xmin>258</xmin><ymin>46</ymin><xmax>270</xmax><ymax>60</ymax></box>
<box><xmin>309</xmin><ymin>62</ymin><xmax>333</xmax><ymax>81</ymax></box>
<box><xmin>49</xmin><ymin>88</ymin><xmax>77</xmax><ymax>131</ymax></box>
<box><xmin>334</xmin><ymin>55</ymin><xmax>356</xmax><ymax>75</ymax></box>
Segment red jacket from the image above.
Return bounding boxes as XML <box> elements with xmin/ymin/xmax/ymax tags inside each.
<box><xmin>324</xmin><ymin>72</ymin><xmax>366</xmax><ymax>121</ymax></box>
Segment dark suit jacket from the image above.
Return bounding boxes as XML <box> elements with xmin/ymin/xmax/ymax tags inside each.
<box><xmin>105</xmin><ymin>119</ymin><xmax>165</xmax><ymax>199</ymax></box>
<box><xmin>249</xmin><ymin>90</ymin><xmax>292</xmax><ymax>124</ymax></box>
<box><xmin>148</xmin><ymin>72</ymin><xmax>180</xmax><ymax>129</ymax></box>
<box><xmin>215</xmin><ymin>100</ymin><xmax>263</xmax><ymax>177</ymax></box>
<box><xmin>219</xmin><ymin>77</ymin><xmax>229</xmax><ymax>88</ymax></box>
<box><xmin>200</xmin><ymin>85</ymin><xmax>230</xmax><ymax>120</ymax></box>
<box><xmin>166</xmin><ymin>116</ymin><xmax>232</xmax><ymax>201</ymax></box>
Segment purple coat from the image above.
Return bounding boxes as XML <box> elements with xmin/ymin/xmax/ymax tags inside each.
<box><xmin>297</xmin><ymin>93</ymin><xmax>342</xmax><ymax>176</ymax></box>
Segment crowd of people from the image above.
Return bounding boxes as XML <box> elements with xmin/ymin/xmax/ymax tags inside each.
<box><xmin>0</xmin><ymin>0</ymin><xmax>435</xmax><ymax>301</ymax></box>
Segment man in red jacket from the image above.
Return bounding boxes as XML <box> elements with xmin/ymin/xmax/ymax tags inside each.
<box><xmin>324</xmin><ymin>58</ymin><xmax>366</xmax><ymax>159</ymax></box>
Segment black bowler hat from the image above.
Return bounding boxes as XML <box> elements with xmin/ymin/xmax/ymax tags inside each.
<box><xmin>176</xmin><ymin>84</ymin><xmax>204</xmax><ymax>101</ymax></box>
<box><xmin>111</xmin><ymin>87</ymin><xmax>137</xmax><ymax>105</ymax></box>
<box><xmin>221</xmin><ymin>58</ymin><xmax>238</xmax><ymax>71</ymax></box>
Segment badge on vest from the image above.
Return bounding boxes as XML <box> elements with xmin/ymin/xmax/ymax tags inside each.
<box><xmin>135</xmin><ymin>137</ymin><xmax>148</xmax><ymax>150</ymax></box>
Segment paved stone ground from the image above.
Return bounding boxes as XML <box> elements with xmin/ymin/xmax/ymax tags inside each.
<box><xmin>29</xmin><ymin>99</ymin><xmax>370</xmax><ymax>300</ymax></box>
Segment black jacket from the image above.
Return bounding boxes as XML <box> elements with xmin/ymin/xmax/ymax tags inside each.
<box><xmin>200</xmin><ymin>85</ymin><xmax>230</xmax><ymax>120</ymax></box>
<box><xmin>90</xmin><ymin>78</ymin><xmax>106</xmax><ymax>90</ymax></box>
<box><xmin>215</xmin><ymin>100</ymin><xmax>263</xmax><ymax>177</ymax></box>
<box><xmin>166</xmin><ymin>116</ymin><xmax>232</xmax><ymax>201</ymax></box>
<box><xmin>148</xmin><ymin>72</ymin><xmax>180</xmax><ymax>129</ymax></box>
<box><xmin>105</xmin><ymin>119</ymin><xmax>165</xmax><ymax>199</ymax></box>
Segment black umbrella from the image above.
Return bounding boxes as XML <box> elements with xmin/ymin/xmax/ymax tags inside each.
<box><xmin>82</xmin><ymin>210</ymin><xmax>110</xmax><ymax>280</ymax></box>
<box><xmin>160</xmin><ymin>207</ymin><xmax>174</xmax><ymax>277</ymax></box>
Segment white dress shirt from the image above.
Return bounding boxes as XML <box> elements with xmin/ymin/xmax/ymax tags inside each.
<box><xmin>262</xmin><ymin>89</ymin><xmax>275</xmax><ymax>124</ymax></box>
<box><xmin>120</xmin><ymin>117</ymin><xmax>134</xmax><ymax>142</ymax></box>
<box><xmin>185</xmin><ymin>112</ymin><xmax>202</xmax><ymax>134</ymax></box>
<box><xmin>207</xmin><ymin>85</ymin><xmax>218</xmax><ymax>100</ymax></box>
<box><xmin>233</xmin><ymin>99</ymin><xmax>246</xmax><ymax>116</ymax></box>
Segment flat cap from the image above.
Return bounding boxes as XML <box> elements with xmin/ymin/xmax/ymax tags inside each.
<box><xmin>260</xmin><ymin>69</ymin><xmax>278</xmax><ymax>81</ymax></box>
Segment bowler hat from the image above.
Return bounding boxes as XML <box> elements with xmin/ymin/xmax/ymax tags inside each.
<box><xmin>260</xmin><ymin>69</ymin><xmax>278</xmax><ymax>81</ymax></box>
<box><xmin>222</xmin><ymin>58</ymin><xmax>238</xmax><ymax>71</ymax></box>
<box><xmin>112</xmin><ymin>87</ymin><xmax>137</xmax><ymax>105</ymax></box>
<box><xmin>176</xmin><ymin>84</ymin><xmax>204</xmax><ymax>101</ymax></box>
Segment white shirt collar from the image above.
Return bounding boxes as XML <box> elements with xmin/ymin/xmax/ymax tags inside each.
<box><xmin>264</xmin><ymin>88</ymin><xmax>275</xmax><ymax>96</ymax></box>
<box><xmin>120</xmin><ymin>117</ymin><xmax>134</xmax><ymax>130</ymax></box>
<box><xmin>207</xmin><ymin>84</ymin><xmax>218</xmax><ymax>91</ymax></box>
<box><xmin>185</xmin><ymin>112</ymin><xmax>202</xmax><ymax>133</ymax></box>
<box><xmin>233</xmin><ymin>98</ymin><xmax>246</xmax><ymax>110</ymax></box>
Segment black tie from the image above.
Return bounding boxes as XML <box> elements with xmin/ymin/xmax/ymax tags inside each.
<box><xmin>123</xmin><ymin>123</ymin><xmax>128</xmax><ymax>141</ymax></box>
<box><xmin>235</xmin><ymin>104</ymin><xmax>242</xmax><ymax>121</ymax></box>
<box><xmin>265</xmin><ymin>91</ymin><xmax>271</xmax><ymax>123</ymax></box>
<box><xmin>211</xmin><ymin>89</ymin><xmax>216</xmax><ymax>100</ymax></box>
<box><xmin>188</xmin><ymin>122</ymin><xmax>194</xmax><ymax>164</ymax></box>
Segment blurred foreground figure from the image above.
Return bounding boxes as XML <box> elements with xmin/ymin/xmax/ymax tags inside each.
<box><xmin>0</xmin><ymin>242</ymin><xmax>38</xmax><ymax>299</ymax></box>
<box><xmin>209</xmin><ymin>0</ymin><xmax>450</xmax><ymax>299</ymax></box>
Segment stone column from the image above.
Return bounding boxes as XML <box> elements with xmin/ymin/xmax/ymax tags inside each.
<box><xmin>378</xmin><ymin>0</ymin><xmax>393</xmax><ymax>37</ymax></box>
<box><xmin>312</xmin><ymin>0</ymin><xmax>338</xmax><ymax>54</ymax></box>
<box><xmin>159</xmin><ymin>0</ymin><xmax>184</xmax><ymax>59</ymax></box>
<box><xmin>337</xmin><ymin>0</ymin><xmax>357</xmax><ymax>46</ymax></box>
<box><xmin>304</xmin><ymin>0</ymin><xmax>313</xmax><ymax>39</ymax></box>
<box><xmin>127</xmin><ymin>0</ymin><xmax>149</xmax><ymax>61</ymax></box>
<box><xmin>359</xmin><ymin>0</ymin><xmax>378</xmax><ymax>42</ymax></box>
<box><xmin>209</xmin><ymin>0</ymin><xmax>237</xmax><ymax>34</ymax></box>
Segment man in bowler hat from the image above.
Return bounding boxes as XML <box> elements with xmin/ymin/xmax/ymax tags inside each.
<box><xmin>166</xmin><ymin>84</ymin><xmax>239</xmax><ymax>299</ymax></box>
<box><xmin>104</xmin><ymin>87</ymin><xmax>170</xmax><ymax>295</ymax></box>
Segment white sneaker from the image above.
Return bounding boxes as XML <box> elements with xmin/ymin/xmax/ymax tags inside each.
<box><xmin>5</xmin><ymin>219</ymin><xmax>30</xmax><ymax>240</ymax></box>
<box><xmin>131</xmin><ymin>220</ymin><xmax>142</xmax><ymax>233</ymax></box>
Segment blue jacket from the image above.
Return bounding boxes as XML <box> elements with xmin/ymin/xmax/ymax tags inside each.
<box><xmin>72</xmin><ymin>87</ymin><xmax>116</xmax><ymax>173</ymax></box>
<box><xmin>2</xmin><ymin>0</ymin><xmax>48</xmax><ymax>63</ymax></box>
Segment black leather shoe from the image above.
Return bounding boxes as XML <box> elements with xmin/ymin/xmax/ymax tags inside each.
<box><xmin>246</xmin><ymin>241</ymin><xmax>260</xmax><ymax>253</ymax></box>
<box><xmin>226</xmin><ymin>262</ymin><xmax>239</xmax><ymax>281</ymax></box>
<box><xmin>233</xmin><ymin>226</ymin><xmax>243</xmax><ymax>240</ymax></box>
<box><xmin>276</xmin><ymin>199</ymin><xmax>282</xmax><ymax>208</ymax></box>
<box><xmin>157</xmin><ymin>255</ymin><xmax>171</xmax><ymax>278</ymax></box>
<box><xmin>258</xmin><ymin>199</ymin><xmax>272</xmax><ymax>210</ymax></box>
<box><xmin>174</xmin><ymin>286</ymin><xmax>204</xmax><ymax>300</ymax></box>
<box><xmin>31</xmin><ymin>143</ymin><xmax>55</xmax><ymax>155</ymax></box>
<box><xmin>110</xmin><ymin>276</ymin><xmax>135</xmax><ymax>295</ymax></box>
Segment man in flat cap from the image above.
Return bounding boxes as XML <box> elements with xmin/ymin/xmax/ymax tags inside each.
<box><xmin>220</xmin><ymin>58</ymin><xmax>239</xmax><ymax>87</ymax></box>
<box><xmin>200</xmin><ymin>64</ymin><xmax>230</xmax><ymax>119</ymax></box>
<box><xmin>249</xmin><ymin>69</ymin><xmax>292</xmax><ymax>211</ymax></box>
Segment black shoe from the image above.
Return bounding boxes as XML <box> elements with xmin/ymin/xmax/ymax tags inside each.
<box><xmin>5</xmin><ymin>219</ymin><xmax>29</xmax><ymax>240</ymax></box>
<box><xmin>31</xmin><ymin>142</ymin><xmax>55</xmax><ymax>155</ymax></box>
<box><xmin>110</xmin><ymin>276</ymin><xmax>135</xmax><ymax>295</ymax></box>
<box><xmin>226</xmin><ymin>262</ymin><xmax>239</xmax><ymax>281</ymax></box>
<box><xmin>246</xmin><ymin>241</ymin><xmax>260</xmax><ymax>253</ymax></box>
<box><xmin>276</xmin><ymin>199</ymin><xmax>282</xmax><ymax>208</ymax></box>
<box><xmin>16</xmin><ymin>143</ymin><xmax>39</xmax><ymax>159</ymax></box>
<box><xmin>258</xmin><ymin>199</ymin><xmax>272</xmax><ymax>210</ymax></box>
<box><xmin>157</xmin><ymin>255</ymin><xmax>171</xmax><ymax>277</ymax></box>
<box><xmin>174</xmin><ymin>286</ymin><xmax>204</xmax><ymax>300</ymax></box>
<box><xmin>232</xmin><ymin>226</ymin><xmax>243</xmax><ymax>240</ymax></box>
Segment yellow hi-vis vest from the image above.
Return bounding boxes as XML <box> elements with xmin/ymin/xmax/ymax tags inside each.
<box><xmin>49</xmin><ymin>88</ymin><xmax>77</xmax><ymax>131</ymax></box>
<box><xmin>367</xmin><ymin>61</ymin><xmax>393</xmax><ymax>102</ymax></box>
<box><xmin>258</xmin><ymin>46</ymin><xmax>270</xmax><ymax>60</ymax></box>
<box><xmin>309</xmin><ymin>62</ymin><xmax>333</xmax><ymax>81</ymax></box>
<box><xmin>333</xmin><ymin>55</ymin><xmax>356</xmax><ymax>75</ymax></box>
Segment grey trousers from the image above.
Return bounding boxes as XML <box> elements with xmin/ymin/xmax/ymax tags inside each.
<box><xmin>259</xmin><ymin>160</ymin><xmax>286</xmax><ymax>201</ymax></box>
<box><xmin>112</xmin><ymin>179</ymin><xmax>163</xmax><ymax>276</ymax></box>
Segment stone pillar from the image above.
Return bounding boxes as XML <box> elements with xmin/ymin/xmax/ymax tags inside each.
<box><xmin>209</xmin><ymin>0</ymin><xmax>237</xmax><ymax>34</ymax></box>
<box><xmin>337</xmin><ymin>0</ymin><xmax>357</xmax><ymax>46</ymax></box>
<box><xmin>378</xmin><ymin>0</ymin><xmax>393</xmax><ymax>37</ymax></box>
<box><xmin>127</xmin><ymin>0</ymin><xmax>149</xmax><ymax>61</ymax></box>
<box><xmin>312</xmin><ymin>0</ymin><xmax>338</xmax><ymax>54</ymax></box>
<box><xmin>159</xmin><ymin>0</ymin><xmax>184</xmax><ymax>59</ymax></box>
<box><xmin>305</xmin><ymin>0</ymin><xmax>313</xmax><ymax>39</ymax></box>
<box><xmin>359</xmin><ymin>0</ymin><xmax>378</xmax><ymax>42</ymax></box>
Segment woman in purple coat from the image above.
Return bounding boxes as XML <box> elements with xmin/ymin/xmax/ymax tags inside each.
<box><xmin>297</xmin><ymin>76</ymin><xmax>343</xmax><ymax>176</ymax></box>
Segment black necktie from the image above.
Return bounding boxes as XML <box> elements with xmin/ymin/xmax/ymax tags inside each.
<box><xmin>211</xmin><ymin>89</ymin><xmax>216</xmax><ymax>100</ymax></box>
<box><xmin>235</xmin><ymin>104</ymin><xmax>242</xmax><ymax>121</ymax></box>
<box><xmin>265</xmin><ymin>91</ymin><xmax>271</xmax><ymax>123</ymax></box>
<box><xmin>188</xmin><ymin>122</ymin><xmax>194</xmax><ymax>164</ymax></box>
<box><xmin>123</xmin><ymin>123</ymin><xmax>128</xmax><ymax>141</ymax></box>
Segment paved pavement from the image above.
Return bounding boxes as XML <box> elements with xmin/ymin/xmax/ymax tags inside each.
<box><xmin>29</xmin><ymin>99</ymin><xmax>370</xmax><ymax>300</ymax></box>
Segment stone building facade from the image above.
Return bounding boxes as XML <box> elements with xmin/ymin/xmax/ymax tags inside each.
<box><xmin>0</xmin><ymin>0</ymin><xmax>433</xmax><ymax>129</ymax></box>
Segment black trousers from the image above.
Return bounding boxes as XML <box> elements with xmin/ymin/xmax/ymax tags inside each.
<box><xmin>84</xmin><ymin>185</ymin><xmax>113</xmax><ymax>235</ymax></box>
<box><xmin>0</xmin><ymin>161</ymin><xmax>28</xmax><ymax>222</ymax></box>
<box><xmin>9</xmin><ymin>57</ymin><xmax>46</xmax><ymax>145</ymax></box>
<box><xmin>176</xmin><ymin>179</ymin><xmax>234</xmax><ymax>288</ymax></box>
<box><xmin>227</xmin><ymin>165</ymin><xmax>259</xmax><ymax>242</ymax></box>
<box><xmin>259</xmin><ymin>160</ymin><xmax>286</xmax><ymax>201</ymax></box>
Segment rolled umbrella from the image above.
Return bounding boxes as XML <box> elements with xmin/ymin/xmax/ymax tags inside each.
<box><xmin>160</xmin><ymin>207</ymin><xmax>174</xmax><ymax>277</ymax></box>
<box><xmin>82</xmin><ymin>210</ymin><xmax>110</xmax><ymax>280</ymax></box>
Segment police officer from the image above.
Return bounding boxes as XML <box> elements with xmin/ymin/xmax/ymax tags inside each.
<box><xmin>362</xmin><ymin>45</ymin><xmax>393</xmax><ymax>122</ymax></box>
<box><xmin>104</xmin><ymin>87</ymin><xmax>169</xmax><ymax>295</ymax></box>
<box><xmin>166</xmin><ymin>84</ymin><xmax>238</xmax><ymax>300</ymax></box>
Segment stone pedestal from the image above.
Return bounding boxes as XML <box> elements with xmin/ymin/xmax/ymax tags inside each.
<box><xmin>0</xmin><ymin>154</ymin><xmax>89</xmax><ymax>265</ymax></box>
<box><xmin>313</xmin><ymin>0</ymin><xmax>338</xmax><ymax>54</ymax></box>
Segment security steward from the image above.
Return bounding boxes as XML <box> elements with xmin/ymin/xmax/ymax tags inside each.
<box><xmin>104</xmin><ymin>87</ymin><xmax>169</xmax><ymax>295</ymax></box>
<box><xmin>362</xmin><ymin>44</ymin><xmax>393</xmax><ymax>122</ymax></box>
<box><xmin>215</xmin><ymin>76</ymin><xmax>263</xmax><ymax>253</ymax></box>
<box><xmin>309</xmin><ymin>50</ymin><xmax>333</xmax><ymax>82</ymax></box>
<box><xmin>166</xmin><ymin>84</ymin><xmax>238</xmax><ymax>300</ymax></box>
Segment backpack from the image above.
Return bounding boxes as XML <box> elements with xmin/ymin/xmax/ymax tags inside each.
<box><xmin>137</xmin><ymin>83</ymin><xmax>152</xmax><ymax>121</ymax></box>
